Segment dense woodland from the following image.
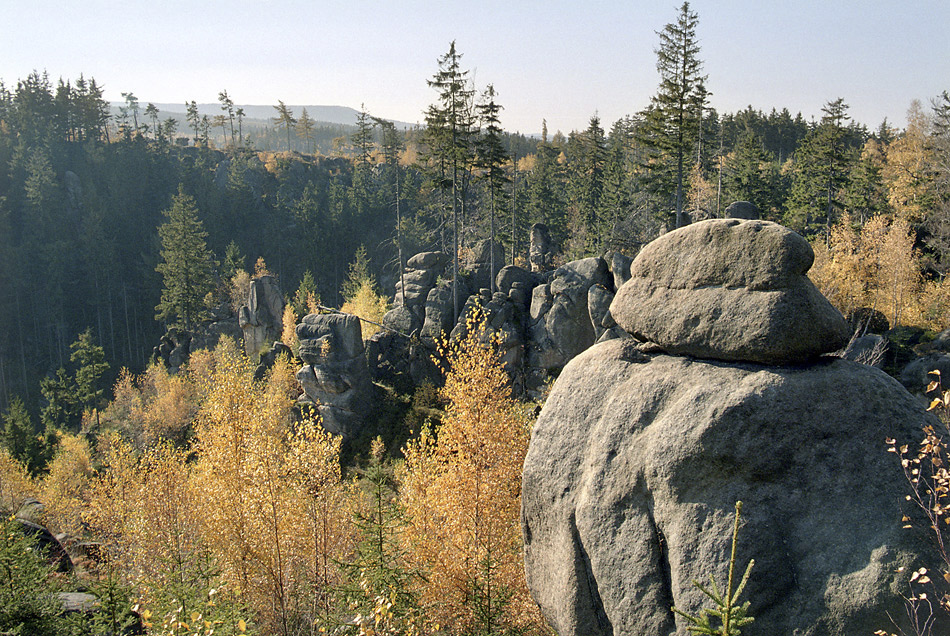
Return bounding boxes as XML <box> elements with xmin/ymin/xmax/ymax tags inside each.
<box><xmin>1</xmin><ymin>2</ymin><xmax>950</xmax><ymax>633</ymax></box>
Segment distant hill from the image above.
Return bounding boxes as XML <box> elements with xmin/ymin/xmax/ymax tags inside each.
<box><xmin>115</xmin><ymin>103</ymin><xmax>418</xmax><ymax>130</ymax></box>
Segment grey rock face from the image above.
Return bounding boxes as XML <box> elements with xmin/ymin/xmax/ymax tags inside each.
<box><xmin>587</xmin><ymin>284</ymin><xmax>615</xmax><ymax>341</ymax></box>
<box><xmin>295</xmin><ymin>313</ymin><xmax>372</xmax><ymax>439</ymax></box>
<box><xmin>152</xmin><ymin>328</ymin><xmax>192</xmax><ymax>371</ymax></box>
<box><xmin>382</xmin><ymin>305</ymin><xmax>422</xmax><ymax>336</ymax></box>
<box><xmin>842</xmin><ymin>334</ymin><xmax>889</xmax><ymax>368</ymax></box>
<box><xmin>465</xmin><ymin>239</ymin><xmax>506</xmax><ymax>291</ymax></box>
<box><xmin>528</xmin><ymin>257</ymin><xmax>611</xmax><ymax>374</ymax></box>
<box><xmin>495</xmin><ymin>265</ymin><xmax>537</xmax><ymax>296</ymax></box>
<box><xmin>407</xmin><ymin>251</ymin><xmax>450</xmax><ymax>270</ymax></box>
<box><xmin>420</xmin><ymin>282</ymin><xmax>456</xmax><ymax>344</ymax></box>
<box><xmin>901</xmin><ymin>353</ymin><xmax>950</xmax><ymax>393</ymax></box>
<box><xmin>254</xmin><ymin>342</ymin><xmax>294</xmax><ymax>381</ymax></box>
<box><xmin>611</xmin><ymin>219</ymin><xmax>851</xmax><ymax>364</ymax></box>
<box><xmin>240</xmin><ymin>275</ymin><xmax>285</xmax><ymax>358</ymax></box>
<box><xmin>607</xmin><ymin>251</ymin><xmax>633</xmax><ymax>291</ymax></box>
<box><xmin>522</xmin><ymin>338</ymin><xmax>942</xmax><ymax>636</ymax></box>
<box><xmin>724</xmin><ymin>200</ymin><xmax>760</xmax><ymax>219</ymax></box>
<box><xmin>385</xmin><ymin>251</ymin><xmax>451</xmax><ymax>337</ymax></box>
<box><xmin>530</xmin><ymin>223</ymin><xmax>554</xmax><ymax>273</ymax></box>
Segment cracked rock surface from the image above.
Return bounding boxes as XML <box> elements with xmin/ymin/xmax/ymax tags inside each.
<box><xmin>523</xmin><ymin>220</ymin><xmax>945</xmax><ymax>635</ymax></box>
<box><xmin>521</xmin><ymin>339</ymin><xmax>940</xmax><ymax>636</ymax></box>
<box><xmin>610</xmin><ymin>218</ymin><xmax>851</xmax><ymax>364</ymax></box>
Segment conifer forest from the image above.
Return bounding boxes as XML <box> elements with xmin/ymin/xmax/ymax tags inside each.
<box><xmin>2</xmin><ymin>3</ymin><xmax>950</xmax><ymax>635</ymax></box>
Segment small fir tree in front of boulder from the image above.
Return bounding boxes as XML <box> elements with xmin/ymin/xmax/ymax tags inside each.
<box><xmin>672</xmin><ymin>501</ymin><xmax>754</xmax><ymax>635</ymax></box>
<box><xmin>0</xmin><ymin>515</ymin><xmax>65</xmax><ymax>636</ymax></box>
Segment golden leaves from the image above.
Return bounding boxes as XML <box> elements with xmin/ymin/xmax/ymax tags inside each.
<box><xmin>401</xmin><ymin>312</ymin><xmax>541</xmax><ymax>632</ymax></box>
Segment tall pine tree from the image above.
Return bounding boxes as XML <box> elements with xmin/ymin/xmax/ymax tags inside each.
<box><xmin>155</xmin><ymin>187</ymin><xmax>217</xmax><ymax>331</ymax></box>
<box><xmin>426</xmin><ymin>41</ymin><xmax>475</xmax><ymax>318</ymax></box>
<box><xmin>475</xmin><ymin>85</ymin><xmax>510</xmax><ymax>291</ymax></box>
<box><xmin>638</xmin><ymin>2</ymin><xmax>709</xmax><ymax>228</ymax></box>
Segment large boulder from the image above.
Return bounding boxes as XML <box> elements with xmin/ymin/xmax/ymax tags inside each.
<box><xmin>465</xmin><ymin>239</ymin><xmax>506</xmax><ymax>291</ymax></box>
<box><xmin>421</xmin><ymin>281</ymin><xmax>467</xmax><ymax>345</ymax></box>
<box><xmin>900</xmin><ymin>352</ymin><xmax>950</xmax><ymax>394</ymax></box>
<box><xmin>842</xmin><ymin>333</ymin><xmax>888</xmax><ymax>369</ymax></box>
<box><xmin>386</xmin><ymin>251</ymin><xmax>451</xmax><ymax>337</ymax></box>
<box><xmin>611</xmin><ymin>219</ymin><xmax>851</xmax><ymax>364</ymax></box>
<box><xmin>606</xmin><ymin>251</ymin><xmax>633</xmax><ymax>291</ymax></box>
<box><xmin>724</xmin><ymin>200</ymin><xmax>760</xmax><ymax>219</ymax></box>
<box><xmin>495</xmin><ymin>265</ymin><xmax>537</xmax><ymax>296</ymax></box>
<box><xmin>522</xmin><ymin>338</ymin><xmax>941</xmax><ymax>636</ymax></box>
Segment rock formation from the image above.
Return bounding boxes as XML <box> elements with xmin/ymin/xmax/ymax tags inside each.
<box><xmin>723</xmin><ymin>200</ymin><xmax>760</xmax><ymax>219</ymax></box>
<box><xmin>522</xmin><ymin>218</ymin><xmax>943</xmax><ymax>636</ymax></box>
<box><xmin>385</xmin><ymin>251</ymin><xmax>452</xmax><ymax>336</ymax></box>
<box><xmin>296</xmin><ymin>313</ymin><xmax>373</xmax><ymax>439</ymax></box>
<box><xmin>527</xmin><ymin>257</ymin><xmax>611</xmax><ymax>390</ymax></box>
<box><xmin>152</xmin><ymin>328</ymin><xmax>192</xmax><ymax>370</ymax></box>
<box><xmin>611</xmin><ymin>218</ymin><xmax>851</xmax><ymax>364</ymax></box>
<box><xmin>529</xmin><ymin>223</ymin><xmax>554</xmax><ymax>273</ymax></box>
<box><xmin>464</xmin><ymin>239</ymin><xmax>505</xmax><ymax>292</ymax></box>
<box><xmin>370</xmin><ymin>245</ymin><xmax>637</xmax><ymax>397</ymax></box>
<box><xmin>239</xmin><ymin>275</ymin><xmax>285</xmax><ymax>358</ymax></box>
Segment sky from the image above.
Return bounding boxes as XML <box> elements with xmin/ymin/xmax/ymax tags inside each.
<box><xmin>2</xmin><ymin>1</ymin><xmax>948</xmax><ymax>135</ymax></box>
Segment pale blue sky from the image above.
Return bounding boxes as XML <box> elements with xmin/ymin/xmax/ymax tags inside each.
<box><xmin>3</xmin><ymin>1</ymin><xmax>948</xmax><ymax>134</ymax></box>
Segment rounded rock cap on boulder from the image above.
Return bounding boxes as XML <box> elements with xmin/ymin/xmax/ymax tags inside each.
<box><xmin>609</xmin><ymin>218</ymin><xmax>850</xmax><ymax>365</ymax></box>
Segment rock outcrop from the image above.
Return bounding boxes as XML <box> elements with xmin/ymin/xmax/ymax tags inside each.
<box><xmin>611</xmin><ymin>219</ymin><xmax>851</xmax><ymax>364</ymax></box>
<box><xmin>464</xmin><ymin>239</ymin><xmax>505</xmax><ymax>292</ymax></box>
<box><xmin>296</xmin><ymin>313</ymin><xmax>373</xmax><ymax>439</ymax></box>
<box><xmin>522</xmin><ymin>219</ymin><xmax>942</xmax><ymax>636</ymax></box>
<box><xmin>529</xmin><ymin>223</ymin><xmax>554</xmax><ymax>273</ymax></box>
<box><xmin>239</xmin><ymin>275</ymin><xmax>285</xmax><ymax>358</ymax></box>
<box><xmin>724</xmin><ymin>199</ymin><xmax>760</xmax><ymax>219</ymax></box>
<box><xmin>385</xmin><ymin>251</ymin><xmax>451</xmax><ymax>336</ymax></box>
<box><xmin>527</xmin><ymin>257</ymin><xmax>611</xmax><ymax>388</ymax></box>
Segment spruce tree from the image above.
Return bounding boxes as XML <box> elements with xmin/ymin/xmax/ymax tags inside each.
<box><xmin>296</xmin><ymin>107</ymin><xmax>316</xmax><ymax>154</ymax></box>
<box><xmin>724</xmin><ymin>130</ymin><xmax>778</xmax><ymax>211</ymax></box>
<box><xmin>272</xmin><ymin>100</ymin><xmax>297</xmax><ymax>151</ymax></box>
<box><xmin>186</xmin><ymin>100</ymin><xmax>200</xmax><ymax>146</ymax></box>
<box><xmin>351</xmin><ymin>105</ymin><xmax>376</xmax><ymax>217</ymax></box>
<box><xmin>69</xmin><ymin>328</ymin><xmax>109</xmax><ymax>420</ymax></box>
<box><xmin>2</xmin><ymin>397</ymin><xmax>54</xmax><ymax>476</ymax></box>
<box><xmin>526</xmin><ymin>121</ymin><xmax>566</xmax><ymax>244</ymax></box>
<box><xmin>218</xmin><ymin>89</ymin><xmax>236</xmax><ymax>146</ymax></box>
<box><xmin>427</xmin><ymin>41</ymin><xmax>475</xmax><ymax>319</ymax></box>
<box><xmin>575</xmin><ymin>115</ymin><xmax>607</xmax><ymax>253</ymax></box>
<box><xmin>475</xmin><ymin>85</ymin><xmax>510</xmax><ymax>290</ymax></box>
<box><xmin>638</xmin><ymin>2</ymin><xmax>709</xmax><ymax>228</ymax></box>
<box><xmin>39</xmin><ymin>368</ymin><xmax>78</xmax><ymax>431</ymax></box>
<box><xmin>785</xmin><ymin>98</ymin><xmax>858</xmax><ymax>234</ymax></box>
<box><xmin>602</xmin><ymin>118</ymin><xmax>633</xmax><ymax>250</ymax></box>
<box><xmin>155</xmin><ymin>186</ymin><xmax>217</xmax><ymax>331</ymax></box>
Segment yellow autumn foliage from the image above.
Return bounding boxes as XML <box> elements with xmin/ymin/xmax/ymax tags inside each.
<box><xmin>104</xmin><ymin>365</ymin><xmax>198</xmax><ymax>447</ymax></box>
<box><xmin>192</xmin><ymin>340</ymin><xmax>354</xmax><ymax>634</ymax></box>
<box><xmin>281</xmin><ymin>303</ymin><xmax>299</xmax><ymax>354</ymax></box>
<box><xmin>401</xmin><ymin>312</ymin><xmax>544</xmax><ymax>634</ymax></box>
<box><xmin>0</xmin><ymin>450</ymin><xmax>35</xmax><ymax>515</ymax></box>
<box><xmin>40</xmin><ymin>433</ymin><xmax>94</xmax><ymax>536</ymax></box>
<box><xmin>810</xmin><ymin>215</ymin><xmax>950</xmax><ymax>330</ymax></box>
<box><xmin>340</xmin><ymin>279</ymin><xmax>390</xmax><ymax>340</ymax></box>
